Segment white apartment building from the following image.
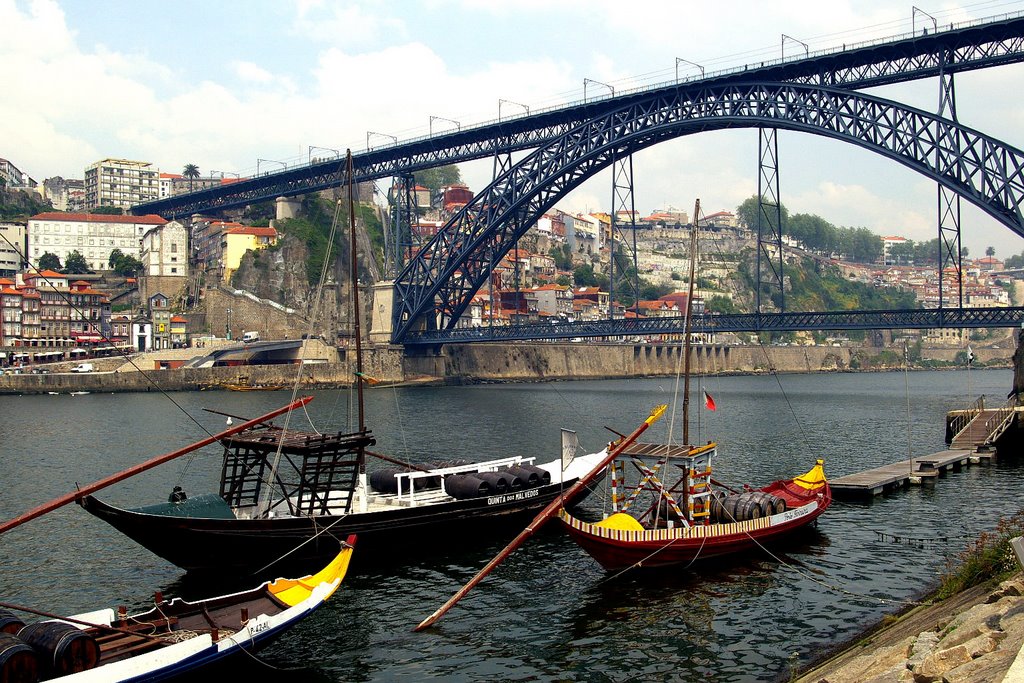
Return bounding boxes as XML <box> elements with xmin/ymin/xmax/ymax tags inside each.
<box><xmin>140</xmin><ymin>220</ymin><xmax>189</xmax><ymax>277</ymax></box>
<box><xmin>84</xmin><ymin>158</ymin><xmax>160</xmax><ymax>210</ymax></box>
<box><xmin>27</xmin><ymin>212</ymin><xmax>167</xmax><ymax>271</ymax></box>
<box><xmin>0</xmin><ymin>223</ymin><xmax>27</xmax><ymax>276</ymax></box>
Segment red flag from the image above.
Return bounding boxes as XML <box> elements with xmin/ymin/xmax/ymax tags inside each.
<box><xmin>703</xmin><ymin>390</ymin><xmax>716</xmax><ymax>411</ymax></box>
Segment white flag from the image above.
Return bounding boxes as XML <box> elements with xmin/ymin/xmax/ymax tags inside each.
<box><xmin>561</xmin><ymin>429</ymin><xmax>579</xmax><ymax>472</ymax></box>
<box><xmin>967</xmin><ymin>346</ymin><xmax>975</xmax><ymax>364</ymax></box>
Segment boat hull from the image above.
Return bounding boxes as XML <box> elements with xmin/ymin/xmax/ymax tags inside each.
<box><xmin>80</xmin><ymin>478</ymin><xmax>594</xmax><ymax>576</ymax></box>
<box><xmin>560</xmin><ymin>484</ymin><xmax>831</xmax><ymax>571</ymax></box>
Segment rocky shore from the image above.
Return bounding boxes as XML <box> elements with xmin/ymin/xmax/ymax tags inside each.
<box><xmin>793</xmin><ymin>574</ymin><xmax>1024</xmax><ymax>682</ymax></box>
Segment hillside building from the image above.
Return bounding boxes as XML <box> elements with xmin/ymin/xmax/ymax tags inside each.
<box><xmin>85</xmin><ymin>158</ymin><xmax>159</xmax><ymax>210</ymax></box>
<box><xmin>27</xmin><ymin>212</ymin><xmax>167</xmax><ymax>272</ymax></box>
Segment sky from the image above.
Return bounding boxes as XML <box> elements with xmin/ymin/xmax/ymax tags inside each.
<box><xmin>4</xmin><ymin>0</ymin><xmax>1024</xmax><ymax>259</ymax></box>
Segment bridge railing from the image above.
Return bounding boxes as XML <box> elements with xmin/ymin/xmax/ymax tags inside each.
<box><xmin>982</xmin><ymin>394</ymin><xmax>1020</xmax><ymax>445</ymax></box>
<box><xmin>948</xmin><ymin>394</ymin><xmax>986</xmax><ymax>443</ymax></box>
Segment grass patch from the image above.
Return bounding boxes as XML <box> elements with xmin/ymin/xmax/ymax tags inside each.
<box><xmin>938</xmin><ymin>510</ymin><xmax>1024</xmax><ymax>599</ymax></box>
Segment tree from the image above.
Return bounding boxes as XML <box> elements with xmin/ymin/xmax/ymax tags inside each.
<box><xmin>63</xmin><ymin>250</ymin><xmax>90</xmax><ymax>274</ymax></box>
<box><xmin>38</xmin><ymin>252</ymin><xmax>61</xmax><ymax>271</ymax></box>
<box><xmin>413</xmin><ymin>165</ymin><xmax>461</xmax><ymax>193</ymax></box>
<box><xmin>108</xmin><ymin>248</ymin><xmax>143</xmax><ymax>276</ymax></box>
<box><xmin>736</xmin><ymin>195</ymin><xmax>789</xmax><ymax>231</ymax></box>
<box><xmin>91</xmin><ymin>206</ymin><xmax>123</xmax><ymax>215</ymax></box>
<box><xmin>986</xmin><ymin>246</ymin><xmax>996</xmax><ymax>258</ymax></box>
<box><xmin>573</xmin><ymin>263</ymin><xmax>597</xmax><ymax>287</ymax></box>
<box><xmin>183</xmin><ymin>163</ymin><xmax>200</xmax><ymax>192</ymax></box>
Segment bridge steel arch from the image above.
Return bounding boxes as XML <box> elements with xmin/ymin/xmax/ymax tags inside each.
<box><xmin>392</xmin><ymin>81</ymin><xmax>1024</xmax><ymax>342</ymax></box>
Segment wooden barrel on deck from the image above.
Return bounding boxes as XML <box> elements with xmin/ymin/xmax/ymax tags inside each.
<box><xmin>475</xmin><ymin>471</ymin><xmax>513</xmax><ymax>493</ymax></box>
<box><xmin>18</xmin><ymin>622</ymin><xmax>98</xmax><ymax>678</ymax></box>
<box><xmin>503</xmin><ymin>466</ymin><xmax>540</xmax><ymax>488</ymax></box>
<box><xmin>0</xmin><ymin>633</ymin><xmax>37</xmax><ymax>683</ymax></box>
<box><xmin>445</xmin><ymin>474</ymin><xmax>492</xmax><ymax>499</ymax></box>
<box><xmin>0</xmin><ymin>611</ymin><xmax>24</xmax><ymax>635</ymax></box>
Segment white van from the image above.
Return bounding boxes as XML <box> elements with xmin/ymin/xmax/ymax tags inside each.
<box><xmin>70</xmin><ymin>362</ymin><xmax>94</xmax><ymax>373</ymax></box>
<box><xmin>241</xmin><ymin>331</ymin><xmax>260</xmax><ymax>343</ymax></box>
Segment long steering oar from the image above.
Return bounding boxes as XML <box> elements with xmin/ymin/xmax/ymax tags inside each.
<box><xmin>414</xmin><ymin>404</ymin><xmax>667</xmax><ymax>631</ymax></box>
<box><xmin>0</xmin><ymin>396</ymin><xmax>314</xmax><ymax>535</ymax></box>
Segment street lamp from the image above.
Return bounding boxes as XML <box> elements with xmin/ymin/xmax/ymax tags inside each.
<box><xmin>226</xmin><ymin>308</ymin><xmax>232</xmax><ymax>340</ymax></box>
<box><xmin>781</xmin><ymin>34</ymin><xmax>809</xmax><ymax>59</ymax></box>
<box><xmin>675</xmin><ymin>57</ymin><xmax>705</xmax><ymax>82</ymax></box>
<box><xmin>583</xmin><ymin>78</ymin><xmax>614</xmax><ymax>102</ymax></box>
<box><xmin>256</xmin><ymin>158</ymin><xmax>286</xmax><ymax>176</ymax></box>
<box><xmin>912</xmin><ymin>6</ymin><xmax>937</xmax><ymax>35</ymax></box>
<box><xmin>210</xmin><ymin>170</ymin><xmax>240</xmax><ymax>180</ymax></box>
<box><xmin>498</xmin><ymin>99</ymin><xmax>529</xmax><ymax>121</ymax></box>
<box><xmin>429</xmin><ymin>116</ymin><xmax>460</xmax><ymax>136</ymax></box>
<box><xmin>308</xmin><ymin>145</ymin><xmax>341</xmax><ymax>164</ymax></box>
<box><xmin>367</xmin><ymin>131</ymin><xmax>398</xmax><ymax>150</ymax></box>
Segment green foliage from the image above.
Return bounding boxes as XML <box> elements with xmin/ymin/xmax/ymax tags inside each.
<box><xmin>706</xmin><ymin>295</ymin><xmax>738</xmax><ymax>314</ymax></box>
<box><xmin>785</xmin><ymin>212</ymin><xmax>882</xmax><ymax>263</ymax></box>
<box><xmin>556</xmin><ymin>274</ymin><xmax>571</xmax><ymax>286</ymax></box>
<box><xmin>108</xmin><ymin>248</ymin><xmax>142</xmax><ymax>276</ymax></box>
<box><xmin>0</xmin><ymin>187</ymin><xmax>52</xmax><ymax>221</ymax></box>
<box><xmin>736</xmin><ymin>195</ymin><xmax>789</xmax><ymax>231</ymax></box>
<box><xmin>549</xmin><ymin>244</ymin><xmax>572</xmax><ymax>271</ymax></box>
<box><xmin>781</xmin><ymin>258</ymin><xmax>918</xmax><ymax>312</ymax></box>
<box><xmin>573</xmin><ymin>263</ymin><xmax>597</xmax><ymax>287</ymax></box>
<box><xmin>63</xmin><ymin>250</ymin><xmax>90</xmax><ymax>274</ymax></box>
<box><xmin>938</xmin><ymin>510</ymin><xmax>1024</xmax><ymax>599</ymax></box>
<box><xmin>639</xmin><ymin>281</ymin><xmax>673</xmax><ymax>301</ymax></box>
<box><xmin>414</xmin><ymin>165</ymin><xmax>461</xmax><ymax>192</ymax></box>
<box><xmin>182</xmin><ymin>164</ymin><xmax>200</xmax><ymax>179</ymax></box>
<box><xmin>38</xmin><ymin>252</ymin><xmax>61</xmax><ymax>271</ymax></box>
<box><xmin>90</xmin><ymin>206</ymin><xmax>124</xmax><ymax>215</ymax></box>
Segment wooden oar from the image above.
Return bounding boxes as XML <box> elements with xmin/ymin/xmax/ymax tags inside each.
<box><xmin>414</xmin><ymin>404</ymin><xmax>667</xmax><ymax>631</ymax></box>
<box><xmin>0</xmin><ymin>396</ymin><xmax>314</xmax><ymax>535</ymax></box>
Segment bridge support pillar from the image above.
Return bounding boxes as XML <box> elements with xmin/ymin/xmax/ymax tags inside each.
<box><xmin>370</xmin><ymin>280</ymin><xmax>396</xmax><ymax>345</ymax></box>
<box><xmin>275</xmin><ymin>196</ymin><xmax>302</xmax><ymax>221</ymax></box>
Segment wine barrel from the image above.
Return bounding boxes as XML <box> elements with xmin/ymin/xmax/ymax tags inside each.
<box><xmin>512</xmin><ymin>464</ymin><xmax>551</xmax><ymax>486</ymax></box>
<box><xmin>771</xmin><ymin>495</ymin><xmax>787</xmax><ymax>515</ymax></box>
<box><xmin>475</xmin><ymin>471</ymin><xmax>512</xmax><ymax>493</ymax></box>
<box><xmin>0</xmin><ymin>610</ymin><xmax>24</xmax><ymax>635</ymax></box>
<box><xmin>444</xmin><ymin>474</ymin><xmax>491</xmax><ymax>500</ymax></box>
<box><xmin>0</xmin><ymin>633</ymin><xmax>37</xmax><ymax>683</ymax></box>
<box><xmin>368</xmin><ymin>468</ymin><xmax>401</xmax><ymax>494</ymax></box>
<box><xmin>503</xmin><ymin>466</ymin><xmax>540</xmax><ymax>488</ymax></box>
<box><xmin>18</xmin><ymin>621</ymin><xmax>98</xmax><ymax>677</ymax></box>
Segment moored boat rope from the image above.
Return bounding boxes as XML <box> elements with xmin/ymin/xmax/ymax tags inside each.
<box><xmin>251</xmin><ymin>512</ymin><xmax>351</xmax><ymax>576</ymax></box>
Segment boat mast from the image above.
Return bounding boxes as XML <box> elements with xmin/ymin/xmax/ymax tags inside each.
<box><xmin>682</xmin><ymin>198</ymin><xmax>700</xmax><ymax>445</ymax></box>
<box><xmin>346</xmin><ymin>151</ymin><xmax>366</xmax><ymax>435</ymax></box>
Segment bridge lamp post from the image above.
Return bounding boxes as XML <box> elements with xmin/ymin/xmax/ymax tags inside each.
<box><xmin>583</xmin><ymin>78</ymin><xmax>614</xmax><ymax>103</ymax></box>
<box><xmin>210</xmin><ymin>170</ymin><xmax>240</xmax><ymax>180</ymax></box>
<box><xmin>367</xmin><ymin>131</ymin><xmax>398</xmax><ymax>151</ymax></box>
<box><xmin>256</xmin><ymin>158</ymin><xmax>287</xmax><ymax>176</ymax></box>
<box><xmin>675</xmin><ymin>58</ymin><xmax>705</xmax><ymax>83</ymax></box>
<box><xmin>429</xmin><ymin>116</ymin><xmax>461</xmax><ymax>137</ymax></box>
<box><xmin>781</xmin><ymin>34</ymin><xmax>809</xmax><ymax>60</ymax></box>
<box><xmin>498</xmin><ymin>99</ymin><xmax>530</xmax><ymax>121</ymax></box>
<box><xmin>912</xmin><ymin>6</ymin><xmax>937</xmax><ymax>35</ymax></box>
<box><xmin>308</xmin><ymin>146</ymin><xmax>341</xmax><ymax>164</ymax></box>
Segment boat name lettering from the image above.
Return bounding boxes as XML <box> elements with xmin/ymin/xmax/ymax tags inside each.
<box><xmin>487</xmin><ymin>489</ymin><xmax>540</xmax><ymax>506</ymax></box>
<box><xmin>252</xmin><ymin>621</ymin><xmax>270</xmax><ymax>634</ymax></box>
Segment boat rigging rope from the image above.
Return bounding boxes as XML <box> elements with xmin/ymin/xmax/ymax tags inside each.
<box><xmin>250</xmin><ymin>512</ymin><xmax>351</xmax><ymax>576</ymax></box>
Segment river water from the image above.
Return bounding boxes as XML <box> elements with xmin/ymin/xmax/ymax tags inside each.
<box><xmin>0</xmin><ymin>368</ymin><xmax>1018</xmax><ymax>682</ymax></box>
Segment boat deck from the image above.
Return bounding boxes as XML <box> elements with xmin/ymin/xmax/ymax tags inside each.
<box><xmin>830</xmin><ymin>448</ymin><xmax>992</xmax><ymax>499</ymax></box>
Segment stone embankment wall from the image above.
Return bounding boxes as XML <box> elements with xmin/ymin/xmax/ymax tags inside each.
<box><xmin>0</xmin><ymin>342</ymin><xmax>1011</xmax><ymax>395</ymax></box>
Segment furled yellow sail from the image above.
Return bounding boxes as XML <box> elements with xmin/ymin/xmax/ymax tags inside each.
<box><xmin>793</xmin><ymin>459</ymin><xmax>827</xmax><ymax>490</ymax></box>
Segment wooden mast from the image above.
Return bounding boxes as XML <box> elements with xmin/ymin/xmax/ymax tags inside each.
<box><xmin>414</xmin><ymin>404</ymin><xmax>667</xmax><ymax>632</ymax></box>
<box><xmin>682</xmin><ymin>198</ymin><xmax>700</xmax><ymax>445</ymax></box>
<box><xmin>0</xmin><ymin>397</ymin><xmax>314</xmax><ymax>535</ymax></box>
<box><xmin>346</xmin><ymin>150</ymin><xmax>366</xmax><ymax>436</ymax></box>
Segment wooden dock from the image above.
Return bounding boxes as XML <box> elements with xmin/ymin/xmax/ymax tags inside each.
<box><xmin>830</xmin><ymin>448</ymin><xmax>994</xmax><ymax>499</ymax></box>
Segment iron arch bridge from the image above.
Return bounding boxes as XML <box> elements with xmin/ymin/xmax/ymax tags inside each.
<box><xmin>393</xmin><ymin>80</ymin><xmax>1024</xmax><ymax>344</ymax></box>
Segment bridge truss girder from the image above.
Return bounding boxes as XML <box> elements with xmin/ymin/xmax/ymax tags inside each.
<box><xmin>392</xmin><ymin>81</ymin><xmax>1024</xmax><ymax>342</ymax></box>
<box><xmin>134</xmin><ymin>18</ymin><xmax>1024</xmax><ymax>219</ymax></box>
<box><xmin>403</xmin><ymin>306</ymin><xmax>1024</xmax><ymax>345</ymax></box>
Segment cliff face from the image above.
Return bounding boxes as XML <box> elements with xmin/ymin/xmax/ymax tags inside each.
<box><xmin>231</xmin><ymin>235</ymin><xmax>312</xmax><ymax>312</ymax></box>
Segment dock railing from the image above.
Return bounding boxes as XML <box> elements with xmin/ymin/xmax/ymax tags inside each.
<box><xmin>981</xmin><ymin>394</ymin><xmax>1019</xmax><ymax>446</ymax></box>
<box><xmin>948</xmin><ymin>395</ymin><xmax>986</xmax><ymax>443</ymax></box>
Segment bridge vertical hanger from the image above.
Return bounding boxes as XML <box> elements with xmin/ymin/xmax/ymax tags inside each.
<box><xmin>756</xmin><ymin>127</ymin><xmax>785</xmax><ymax>315</ymax></box>
<box><xmin>610</xmin><ymin>152</ymin><xmax>640</xmax><ymax>321</ymax></box>
<box><xmin>388</xmin><ymin>173</ymin><xmax>418</xmax><ymax>276</ymax></box>
<box><xmin>937</xmin><ymin>48</ymin><xmax>964</xmax><ymax>311</ymax></box>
